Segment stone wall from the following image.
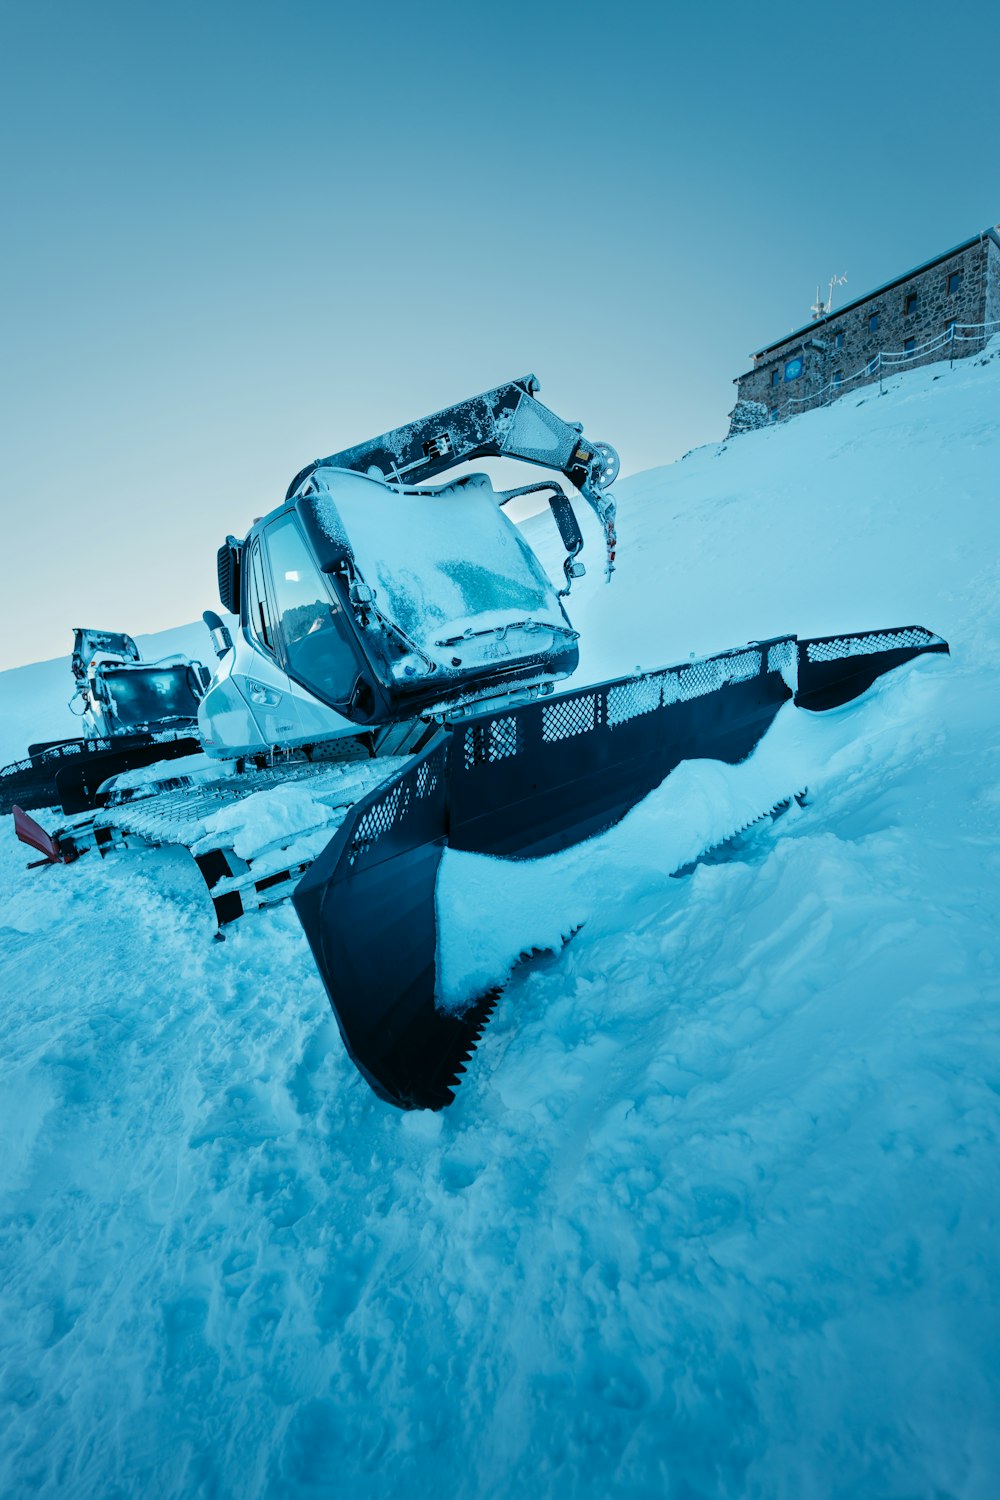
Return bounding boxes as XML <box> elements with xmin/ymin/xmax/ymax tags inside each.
<box><xmin>985</xmin><ymin>237</ymin><xmax>1000</xmax><ymax>330</ymax></box>
<box><xmin>731</xmin><ymin>233</ymin><xmax>999</xmax><ymax>432</ymax></box>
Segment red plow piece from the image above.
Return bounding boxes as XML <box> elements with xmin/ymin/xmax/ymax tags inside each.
<box><xmin>12</xmin><ymin>805</ymin><xmax>77</xmax><ymax>866</ymax></box>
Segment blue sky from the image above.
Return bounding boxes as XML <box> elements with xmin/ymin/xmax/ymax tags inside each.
<box><xmin>1</xmin><ymin>0</ymin><xmax>996</xmax><ymax>669</ymax></box>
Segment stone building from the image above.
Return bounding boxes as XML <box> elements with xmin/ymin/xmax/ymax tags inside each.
<box><xmin>730</xmin><ymin>226</ymin><xmax>1000</xmax><ymax>432</ymax></box>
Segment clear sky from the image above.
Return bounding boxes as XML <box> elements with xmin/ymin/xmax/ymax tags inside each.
<box><xmin>1</xmin><ymin>0</ymin><xmax>996</xmax><ymax>670</ymax></box>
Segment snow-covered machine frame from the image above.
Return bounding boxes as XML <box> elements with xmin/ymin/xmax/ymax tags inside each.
<box><xmin>9</xmin><ymin>376</ymin><xmax>950</xmax><ymax>1111</ymax></box>
<box><xmin>0</xmin><ymin>628</ymin><xmax>211</xmax><ymax>816</ymax></box>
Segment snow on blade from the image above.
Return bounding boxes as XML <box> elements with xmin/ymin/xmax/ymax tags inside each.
<box><xmin>436</xmin><ymin>650</ymin><xmax>948</xmax><ymax>1010</ymax></box>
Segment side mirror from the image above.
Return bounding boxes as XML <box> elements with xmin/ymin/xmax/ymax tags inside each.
<box><xmin>203</xmin><ymin>609</ymin><xmax>234</xmax><ymax>660</ymax></box>
<box><xmin>547</xmin><ymin>490</ymin><xmax>586</xmax><ymax>595</ymax></box>
<box><xmin>547</xmin><ymin>490</ymin><xmax>585</xmax><ymax>558</ymax></box>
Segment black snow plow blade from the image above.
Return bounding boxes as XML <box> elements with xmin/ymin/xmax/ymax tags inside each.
<box><xmin>51</xmin><ymin>735</ymin><xmax>202</xmax><ymax>815</ymax></box>
<box><xmin>0</xmin><ymin>733</ymin><xmax>200</xmax><ymax>817</ymax></box>
<box><xmin>293</xmin><ymin>625</ymin><xmax>948</xmax><ymax>1110</ymax></box>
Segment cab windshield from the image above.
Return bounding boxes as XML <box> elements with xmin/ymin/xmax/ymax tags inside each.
<box><xmin>102</xmin><ymin>667</ymin><xmax>200</xmax><ymax>727</ymax></box>
<box><xmin>313</xmin><ymin>472</ymin><xmax>567</xmax><ymax>652</ymax></box>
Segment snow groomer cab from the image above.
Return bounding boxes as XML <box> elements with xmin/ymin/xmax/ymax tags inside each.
<box><xmin>199</xmin><ymin>376</ymin><xmax>620</xmax><ymax>759</ymax></box>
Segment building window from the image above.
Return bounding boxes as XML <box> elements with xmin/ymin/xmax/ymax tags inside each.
<box><xmin>904</xmin><ymin>293</ymin><xmax>919</xmax><ymax>316</ymax></box>
<box><xmin>867</xmin><ymin>356</ymin><xmax>879</xmax><ymax>375</ymax></box>
<box><xmin>833</xmin><ymin>371</ymin><xmax>843</xmax><ymax>387</ymax></box>
<box><xmin>869</xmin><ymin>312</ymin><xmax>879</xmax><ymax>334</ymax></box>
<box><xmin>947</xmin><ymin>271</ymin><xmax>962</xmax><ymax>295</ymax></box>
<box><xmin>904</xmin><ymin>337</ymin><xmax>916</xmax><ymax>357</ymax></box>
<box><xmin>771</xmin><ymin>368</ymin><xmax>779</xmax><ymax>388</ymax></box>
<box><xmin>784</xmin><ymin>356</ymin><xmax>804</xmax><ymax>382</ymax></box>
<box><xmin>834</xmin><ymin>331</ymin><xmax>845</xmax><ymax>350</ymax></box>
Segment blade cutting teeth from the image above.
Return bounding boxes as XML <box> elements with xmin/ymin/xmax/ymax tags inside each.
<box><xmin>671</xmin><ymin>790</ymin><xmax>808</xmax><ymax>879</ymax></box>
<box><xmin>417</xmin><ymin>792</ymin><xmax>810</xmax><ymax>1106</ymax></box>
<box><xmin>398</xmin><ymin>989</ymin><xmax>502</xmax><ymax>1109</ymax></box>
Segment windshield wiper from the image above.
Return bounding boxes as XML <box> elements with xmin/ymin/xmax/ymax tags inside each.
<box><xmin>433</xmin><ymin>620</ymin><xmax>579</xmax><ymax>648</ymax></box>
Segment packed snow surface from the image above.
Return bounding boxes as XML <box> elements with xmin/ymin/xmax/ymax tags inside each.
<box><xmin>2</xmin><ymin>347</ymin><xmax>1000</xmax><ymax>1497</ymax></box>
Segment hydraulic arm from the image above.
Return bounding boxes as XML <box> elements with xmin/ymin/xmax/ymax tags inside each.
<box><xmin>71</xmin><ymin>629</ymin><xmax>141</xmax><ymax>689</ymax></box>
<box><xmin>284</xmin><ymin>375</ymin><xmax>619</xmax><ymax>581</ymax></box>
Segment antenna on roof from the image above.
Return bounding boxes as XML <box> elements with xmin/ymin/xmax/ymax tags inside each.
<box><xmin>810</xmin><ymin>272</ymin><xmax>848</xmax><ymax>321</ymax></box>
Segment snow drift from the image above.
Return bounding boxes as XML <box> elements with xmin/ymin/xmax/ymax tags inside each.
<box><xmin>1</xmin><ymin>345</ymin><xmax>999</xmax><ymax>1498</ymax></box>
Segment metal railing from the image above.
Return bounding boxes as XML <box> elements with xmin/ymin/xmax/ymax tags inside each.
<box><xmin>770</xmin><ymin>317</ymin><xmax>1000</xmax><ymax>418</ymax></box>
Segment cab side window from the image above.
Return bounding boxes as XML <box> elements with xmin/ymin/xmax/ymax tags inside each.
<box><xmin>245</xmin><ymin>541</ymin><xmax>275</xmax><ymax>654</ymax></box>
<box><xmin>263</xmin><ymin>515</ymin><xmax>359</xmax><ymax>702</ymax></box>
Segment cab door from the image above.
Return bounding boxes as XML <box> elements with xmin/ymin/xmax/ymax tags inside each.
<box><xmin>259</xmin><ymin>512</ymin><xmax>366</xmax><ymax>741</ymax></box>
<box><xmin>232</xmin><ymin>537</ymin><xmax>301</xmax><ymax>747</ymax></box>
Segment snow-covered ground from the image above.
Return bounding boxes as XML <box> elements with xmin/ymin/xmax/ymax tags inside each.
<box><xmin>2</xmin><ymin>346</ymin><xmax>999</xmax><ymax>1498</ymax></box>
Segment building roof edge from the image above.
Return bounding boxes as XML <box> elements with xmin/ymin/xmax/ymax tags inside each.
<box><xmin>750</xmin><ymin>227</ymin><xmax>996</xmax><ymax>360</ymax></box>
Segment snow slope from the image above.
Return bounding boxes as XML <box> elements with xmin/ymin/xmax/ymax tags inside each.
<box><xmin>526</xmin><ymin>343</ymin><xmax>1000</xmax><ymax>682</ymax></box>
<box><xmin>2</xmin><ymin>346</ymin><xmax>999</xmax><ymax>1499</ymax></box>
